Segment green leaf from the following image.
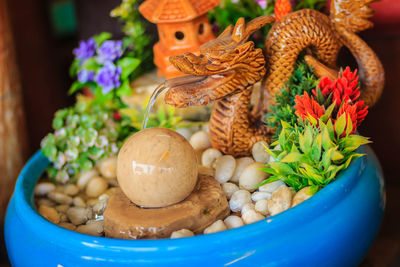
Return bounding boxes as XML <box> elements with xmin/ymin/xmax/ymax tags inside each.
<box><xmin>343</xmin><ymin>153</ymin><xmax>364</xmax><ymax>168</ymax></box>
<box><xmin>268</xmin><ymin>162</ymin><xmax>295</xmax><ymax>176</ymax></box>
<box><xmin>320</xmin><ymin>102</ymin><xmax>335</xmax><ymax>123</ymax></box>
<box><xmin>281</xmin><ymin>152</ymin><xmax>303</xmax><ymax>163</ymax></box>
<box><xmin>334</xmin><ymin>113</ymin><xmax>347</xmax><ymax>137</ymax></box>
<box><xmin>326</xmin><ymin>119</ymin><xmax>335</xmax><ymax>140</ymax></box>
<box><xmin>117</xmin><ymin>57</ymin><xmax>141</xmax><ymax>80</ymax></box>
<box><xmin>321</xmin><ymin>127</ymin><xmax>331</xmax><ymax>151</ymax></box>
<box><xmin>331</xmin><ymin>150</ymin><xmax>344</xmax><ymax>161</ymax></box>
<box><xmin>306</xmin><ymin>113</ymin><xmax>317</xmax><ymax>126</ymax></box>
<box><xmin>69</xmin><ymin>81</ymin><xmax>86</xmax><ymax>95</ymax></box>
<box><xmin>345</xmin><ymin>114</ymin><xmax>353</xmax><ymax>136</ymax></box>
<box><xmin>307</xmin><ymin>185</ymin><xmax>319</xmax><ymax>195</ymax></box>
<box><xmin>311</xmin><ymin>134</ymin><xmax>322</xmax><ymax>162</ymax></box>
<box><xmin>82</xmin><ymin>58</ymin><xmax>100</xmax><ymax>71</ymax></box>
<box><xmin>116</xmin><ymin>80</ymin><xmax>132</xmax><ymax>97</ymax></box>
<box><xmin>93</xmin><ymin>32</ymin><xmax>112</xmax><ymax>45</ymax></box>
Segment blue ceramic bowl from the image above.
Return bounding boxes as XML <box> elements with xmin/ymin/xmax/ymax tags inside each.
<box><xmin>5</xmin><ymin>146</ymin><xmax>385</xmax><ymax>267</ymax></box>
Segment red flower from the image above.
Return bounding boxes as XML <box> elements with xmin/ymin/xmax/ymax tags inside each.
<box><xmin>294</xmin><ymin>92</ymin><xmax>325</xmax><ymax>124</ymax></box>
<box><xmin>312</xmin><ymin>67</ymin><xmax>360</xmax><ymax>108</ymax></box>
<box><xmin>295</xmin><ymin>67</ymin><xmax>368</xmax><ymax>135</ymax></box>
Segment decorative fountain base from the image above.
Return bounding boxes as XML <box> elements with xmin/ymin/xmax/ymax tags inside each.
<box><xmin>104</xmin><ymin>173</ymin><xmax>230</xmax><ymax>239</ymax></box>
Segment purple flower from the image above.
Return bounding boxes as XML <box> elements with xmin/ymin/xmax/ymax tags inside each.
<box><xmin>95</xmin><ymin>62</ymin><xmax>122</xmax><ymax>94</ymax></box>
<box><xmin>77</xmin><ymin>69</ymin><xmax>95</xmax><ymax>83</ymax></box>
<box><xmin>73</xmin><ymin>38</ymin><xmax>96</xmax><ymax>61</ymax></box>
<box><xmin>254</xmin><ymin>0</ymin><xmax>267</xmax><ymax>9</ymax></box>
<box><xmin>96</xmin><ymin>40</ymin><xmax>123</xmax><ymax>63</ymax></box>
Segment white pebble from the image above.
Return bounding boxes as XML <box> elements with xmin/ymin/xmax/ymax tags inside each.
<box><xmin>201</xmin><ymin>123</ymin><xmax>209</xmax><ymax>133</ymax></box>
<box><xmin>64</xmin><ymin>184</ymin><xmax>79</xmax><ymax>196</ymax></box>
<box><xmin>77</xmin><ymin>169</ymin><xmax>99</xmax><ymax>190</ymax></box>
<box><xmin>34</xmin><ymin>182</ymin><xmax>56</xmax><ymax>196</ymax></box>
<box><xmin>59</xmin><ymin>213</ymin><xmax>68</xmax><ymax>223</ymax></box>
<box><xmin>170</xmin><ymin>229</ymin><xmax>194</xmax><ymax>238</ymax></box>
<box><xmin>98</xmin><ymin>156</ymin><xmax>117</xmax><ymax>179</ymax></box>
<box><xmin>251</xmin><ymin>191</ymin><xmax>271</xmax><ymax>202</ymax></box>
<box><xmin>59</xmin><ymin>222</ymin><xmax>76</xmax><ymax>231</ymax></box>
<box><xmin>55</xmin><ymin>204</ymin><xmax>70</xmax><ymax>213</ymax></box>
<box><xmin>231</xmin><ymin>157</ymin><xmax>254</xmax><ymax>183</ymax></box>
<box><xmin>221</xmin><ymin>182</ymin><xmax>239</xmax><ymax>200</ymax></box>
<box><xmin>47</xmin><ymin>191</ymin><xmax>73</xmax><ymax>205</ymax></box>
<box><xmin>38</xmin><ymin>205</ymin><xmax>60</xmax><ymax>224</ymax></box>
<box><xmin>292</xmin><ymin>186</ymin><xmax>313</xmax><ymax>207</ymax></box>
<box><xmin>229</xmin><ymin>190</ymin><xmax>251</xmax><ymax>212</ymax></box>
<box><xmin>252</xmin><ymin>141</ymin><xmax>270</xmax><ymax>163</ymax></box>
<box><xmin>66</xmin><ymin>207</ymin><xmax>93</xmax><ymax>226</ymax></box>
<box><xmin>224</xmin><ymin>215</ymin><xmax>244</xmax><ymax>229</ymax></box>
<box><xmin>241</xmin><ymin>202</ymin><xmax>255</xmax><ymax>215</ymax></box>
<box><xmin>242</xmin><ymin>209</ymin><xmax>265</xmax><ymax>224</ymax></box>
<box><xmin>259</xmin><ymin>180</ymin><xmax>285</xmax><ymax>193</ymax></box>
<box><xmin>76</xmin><ymin>220</ymin><xmax>104</xmax><ymax>236</ymax></box>
<box><xmin>92</xmin><ymin>200</ymin><xmax>108</xmax><ymax>215</ymax></box>
<box><xmin>189</xmin><ymin>131</ymin><xmax>211</xmax><ymax>150</ymax></box>
<box><xmin>37</xmin><ymin>198</ymin><xmax>55</xmax><ymax>207</ymax></box>
<box><xmin>255</xmin><ymin>199</ymin><xmax>269</xmax><ymax>216</ymax></box>
<box><xmin>73</xmin><ymin>196</ymin><xmax>86</xmax><ymax>207</ymax></box>
<box><xmin>175</xmin><ymin>128</ymin><xmax>193</xmax><ymax>140</ymax></box>
<box><xmin>86</xmin><ymin>176</ymin><xmax>108</xmax><ymax>198</ymax></box>
<box><xmin>201</xmin><ymin>148</ymin><xmax>222</xmax><ymax>167</ymax></box>
<box><xmin>107</xmin><ymin>178</ymin><xmax>119</xmax><ymax>187</ymax></box>
<box><xmin>267</xmin><ymin>184</ymin><xmax>293</xmax><ymax>216</ymax></box>
<box><xmin>215</xmin><ymin>155</ymin><xmax>236</xmax><ymax>183</ymax></box>
<box><xmin>239</xmin><ymin>162</ymin><xmax>268</xmax><ymax>192</ymax></box>
<box><xmin>203</xmin><ymin>220</ymin><xmax>227</xmax><ymax>234</ymax></box>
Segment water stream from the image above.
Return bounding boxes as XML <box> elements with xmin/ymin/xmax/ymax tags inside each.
<box><xmin>141</xmin><ymin>82</ymin><xmax>168</xmax><ymax>130</ymax></box>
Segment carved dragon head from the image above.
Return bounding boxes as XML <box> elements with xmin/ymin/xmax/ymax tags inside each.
<box><xmin>164</xmin><ymin>16</ymin><xmax>275</xmax><ymax>108</ymax></box>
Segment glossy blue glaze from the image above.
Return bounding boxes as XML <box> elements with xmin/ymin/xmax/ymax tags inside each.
<box><xmin>5</xmin><ymin>147</ymin><xmax>385</xmax><ymax>267</ymax></box>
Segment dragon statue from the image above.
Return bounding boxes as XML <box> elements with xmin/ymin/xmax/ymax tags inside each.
<box><xmin>164</xmin><ymin>0</ymin><xmax>384</xmax><ymax>157</ymax></box>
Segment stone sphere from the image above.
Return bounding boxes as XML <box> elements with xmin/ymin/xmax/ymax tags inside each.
<box><xmin>117</xmin><ymin>127</ymin><xmax>198</xmax><ymax>208</ymax></box>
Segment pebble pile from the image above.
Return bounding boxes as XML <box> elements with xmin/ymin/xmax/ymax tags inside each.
<box><xmin>35</xmin><ymin>125</ymin><xmax>313</xmax><ymax>238</ymax></box>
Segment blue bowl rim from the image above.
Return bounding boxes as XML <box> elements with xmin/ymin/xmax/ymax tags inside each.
<box><xmin>11</xmin><ymin>148</ymin><xmax>366</xmax><ymax>253</ymax></box>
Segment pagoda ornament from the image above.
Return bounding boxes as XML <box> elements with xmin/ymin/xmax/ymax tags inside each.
<box><xmin>139</xmin><ymin>0</ymin><xmax>219</xmax><ymax>78</ymax></box>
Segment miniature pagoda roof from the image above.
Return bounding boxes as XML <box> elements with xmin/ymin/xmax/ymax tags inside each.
<box><xmin>139</xmin><ymin>0</ymin><xmax>220</xmax><ymax>23</ymax></box>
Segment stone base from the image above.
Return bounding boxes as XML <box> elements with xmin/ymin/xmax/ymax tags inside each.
<box><xmin>103</xmin><ymin>173</ymin><xmax>230</xmax><ymax>239</ymax></box>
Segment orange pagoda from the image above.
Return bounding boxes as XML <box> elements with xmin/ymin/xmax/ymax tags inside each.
<box><xmin>139</xmin><ymin>0</ymin><xmax>219</xmax><ymax>78</ymax></box>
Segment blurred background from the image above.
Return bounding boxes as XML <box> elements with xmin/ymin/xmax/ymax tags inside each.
<box><xmin>0</xmin><ymin>0</ymin><xmax>399</xmax><ymax>265</ymax></box>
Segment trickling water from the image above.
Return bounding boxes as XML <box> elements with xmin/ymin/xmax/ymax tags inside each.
<box><xmin>141</xmin><ymin>82</ymin><xmax>168</xmax><ymax>130</ymax></box>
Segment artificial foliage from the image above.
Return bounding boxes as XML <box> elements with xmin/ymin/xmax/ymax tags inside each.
<box><xmin>265</xmin><ymin>60</ymin><xmax>319</xmax><ymax>138</ymax></box>
<box><xmin>261</xmin><ymin>67</ymin><xmax>371</xmax><ymax>193</ymax></box>
<box><xmin>41</xmin><ymin>99</ymin><xmax>129</xmax><ymax>183</ymax></box>
<box><xmin>260</xmin><ymin>119</ymin><xmax>370</xmax><ymax>193</ymax></box>
<box><xmin>294</xmin><ymin>67</ymin><xmax>368</xmax><ymax>134</ymax></box>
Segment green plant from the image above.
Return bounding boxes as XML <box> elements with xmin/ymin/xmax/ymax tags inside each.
<box><xmin>261</xmin><ymin>66</ymin><xmax>371</xmax><ymax>193</ymax></box>
<box><xmin>41</xmin><ymin>99</ymin><xmax>130</xmax><ymax>183</ymax></box>
<box><xmin>110</xmin><ymin>0</ymin><xmax>153</xmax><ymax>77</ymax></box>
<box><xmin>69</xmin><ymin>32</ymin><xmax>142</xmax><ymax>106</ymax></box>
<box><xmin>264</xmin><ymin>59</ymin><xmax>319</xmax><ymax>138</ymax></box>
<box><xmin>260</xmin><ymin>119</ymin><xmax>370</xmax><ymax>193</ymax></box>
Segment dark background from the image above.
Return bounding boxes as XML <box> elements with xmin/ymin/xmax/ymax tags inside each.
<box><xmin>2</xmin><ymin>0</ymin><xmax>400</xmax><ymax>265</ymax></box>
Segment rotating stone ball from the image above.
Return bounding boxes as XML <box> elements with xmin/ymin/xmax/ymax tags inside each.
<box><xmin>117</xmin><ymin>127</ymin><xmax>198</xmax><ymax>208</ymax></box>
